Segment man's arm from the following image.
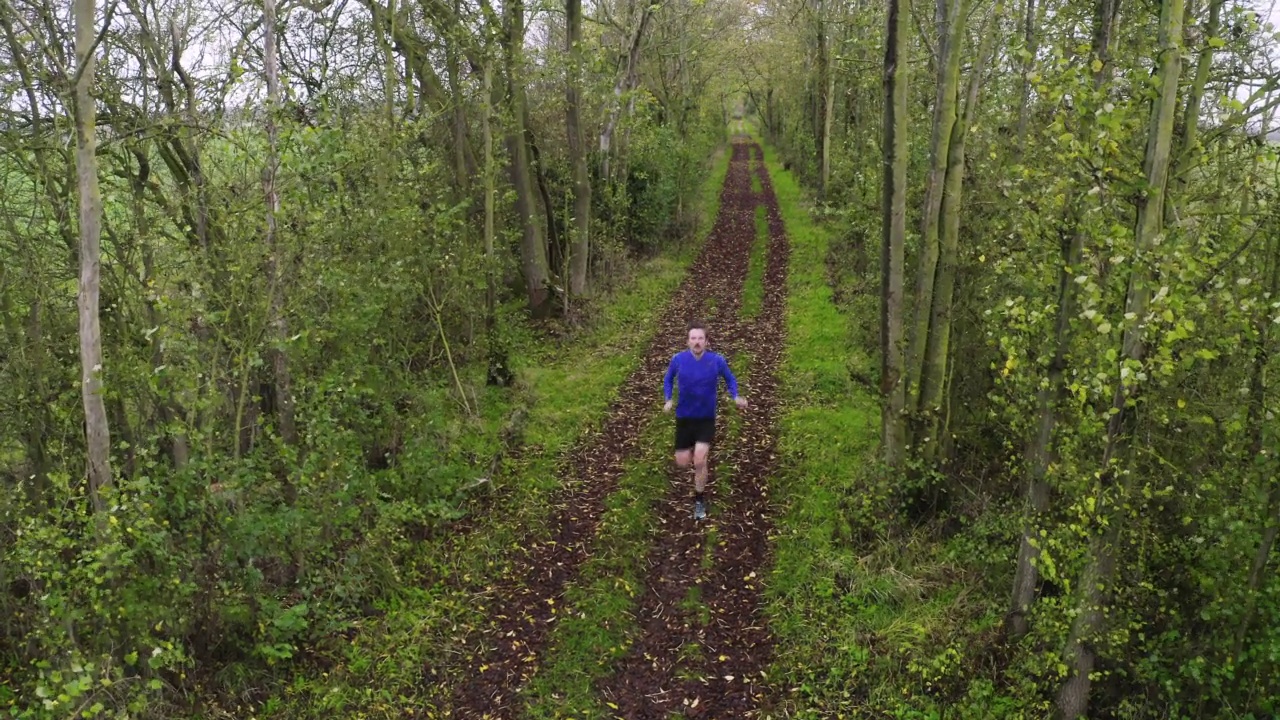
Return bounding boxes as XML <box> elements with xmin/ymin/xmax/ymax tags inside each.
<box><xmin>719</xmin><ymin>355</ymin><xmax>741</xmax><ymax>399</ymax></box>
<box><xmin>663</xmin><ymin>356</ymin><xmax>678</xmax><ymax>401</ymax></box>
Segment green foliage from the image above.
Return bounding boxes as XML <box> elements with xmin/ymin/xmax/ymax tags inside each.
<box><xmin>0</xmin><ymin>83</ymin><xmax>729</xmax><ymax>718</ymax></box>
<box><xmin>599</xmin><ymin>103</ymin><xmax>721</xmax><ymax>255</ymax></box>
<box><xmin>195</xmin><ymin>143</ymin><xmax>728</xmax><ymax>718</ymax></box>
<box><xmin>752</xmin><ymin>0</ymin><xmax>1280</xmax><ymax>707</ymax></box>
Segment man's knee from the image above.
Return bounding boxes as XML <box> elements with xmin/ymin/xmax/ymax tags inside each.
<box><xmin>693</xmin><ymin>452</ymin><xmax>708</xmax><ymax>472</ymax></box>
<box><xmin>693</xmin><ymin>442</ymin><xmax>710</xmax><ymax>467</ymax></box>
<box><xmin>675</xmin><ymin>450</ymin><xmax>693</xmax><ymax>467</ymax></box>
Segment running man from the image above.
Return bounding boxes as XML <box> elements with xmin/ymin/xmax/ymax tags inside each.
<box><xmin>663</xmin><ymin>322</ymin><xmax>747</xmax><ymax>520</ymax></box>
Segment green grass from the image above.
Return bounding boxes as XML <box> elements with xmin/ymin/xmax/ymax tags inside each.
<box><xmin>252</xmin><ymin>144</ymin><xmax>735</xmax><ymax>720</ymax></box>
<box><xmin>742</xmin><ymin>205</ymin><xmax>769</xmax><ymax>320</ymax></box>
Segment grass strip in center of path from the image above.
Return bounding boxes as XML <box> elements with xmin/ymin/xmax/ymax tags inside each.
<box><xmin>518</xmin><ymin>418</ymin><xmax>673</xmax><ymax>720</ymax></box>
<box><xmin>667</xmin><ymin>141</ymin><xmax>791</xmax><ymax>719</ymax></box>
<box><xmin>592</xmin><ymin>139</ymin><xmax>786</xmax><ymax>720</ymax></box>
<box><xmin>742</xmin><ymin>204</ymin><xmax>769</xmax><ymax>321</ymax></box>
<box><xmin>520</xmin><ymin>396</ymin><xmax>753</xmax><ymax>719</ymax></box>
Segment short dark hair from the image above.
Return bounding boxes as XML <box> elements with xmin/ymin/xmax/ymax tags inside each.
<box><xmin>687</xmin><ymin>321</ymin><xmax>707</xmax><ymax>335</ymax></box>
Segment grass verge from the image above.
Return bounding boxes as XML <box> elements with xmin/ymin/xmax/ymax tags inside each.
<box><xmin>757</xmin><ymin>138</ymin><xmax>1022</xmax><ymax>719</ymax></box>
<box><xmin>756</xmin><ymin>141</ymin><xmax>881</xmax><ymax>717</ymax></box>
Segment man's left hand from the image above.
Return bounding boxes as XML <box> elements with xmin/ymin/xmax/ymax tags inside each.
<box><xmin>735</xmin><ymin>396</ymin><xmax>748</xmax><ymax>410</ymax></box>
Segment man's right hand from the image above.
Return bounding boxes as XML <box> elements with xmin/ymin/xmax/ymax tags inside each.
<box><xmin>663</xmin><ymin>400</ymin><xmax>674</xmax><ymax>413</ymax></box>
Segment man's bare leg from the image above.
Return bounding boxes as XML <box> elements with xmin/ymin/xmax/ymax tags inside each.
<box><xmin>693</xmin><ymin>442</ymin><xmax>710</xmax><ymax>495</ymax></box>
<box><xmin>675</xmin><ymin>448</ymin><xmax>693</xmax><ymax>472</ymax></box>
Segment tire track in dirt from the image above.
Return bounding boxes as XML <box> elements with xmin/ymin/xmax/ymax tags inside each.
<box><xmin>443</xmin><ymin>140</ymin><xmax>758</xmax><ymax>719</ymax></box>
<box><xmin>597</xmin><ymin>142</ymin><xmax>789</xmax><ymax>719</ymax></box>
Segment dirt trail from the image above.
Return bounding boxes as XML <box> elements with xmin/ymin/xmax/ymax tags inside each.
<box><xmin>597</xmin><ymin>142</ymin><xmax>789</xmax><ymax>719</ymax></box>
<box><xmin>444</xmin><ymin>140</ymin><xmax>761</xmax><ymax>718</ymax></box>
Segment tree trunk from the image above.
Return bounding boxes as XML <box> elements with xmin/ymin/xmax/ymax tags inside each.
<box><xmin>1056</xmin><ymin>0</ymin><xmax>1183</xmax><ymax>712</ymax></box>
<box><xmin>821</xmin><ymin>58</ymin><xmax>836</xmax><ymax>199</ymax></box>
<box><xmin>1171</xmin><ymin>0</ymin><xmax>1222</xmax><ymax>190</ymax></box>
<box><xmin>378</xmin><ymin>0</ymin><xmax>398</xmax><ymax>128</ymax></box>
<box><xmin>526</xmin><ymin>117</ymin><xmax>561</xmax><ymax>280</ymax></box>
<box><xmin>1233</xmin><ymin>233</ymin><xmax>1280</xmax><ymax>662</ymax></box>
<box><xmin>1007</xmin><ymin>219</ymin><xmax>1080</xmax><ymax>639</ymax></box>
<box><xmin>447</xmin><ymin>0</ymin><xmax>470</xmax><ymax>199</ymax></box>
<box><xmin>263</xmin><ymin>0</ymin><xmax>298</xmax><ymax>448</ymax></box>
<box><xmin>74</xmin><ymin>0</ymin><xmax>112</xmax><ymax>514</ymax></box>
<box><xmin>483</xmin><ymin>60</ymin><xmax>496</xmax><ymax>325</ymax></box>
<box><xmin>881</xmin><ymin>0</ymin><xmax>910</xmax><ymax>469</ymax></box>
<box><xmin>1014</xmin><ymin>0</ymin><xmax>1038</xmax><ymax>151</ymax></box>
<box><xmin>905</xmin><ymin>0</ymin><xmax>963</xmax><ymax>428</ymax></box>
<box><xmin>481</xmin><ymin>59</ymin><xmax>512</xmax><ymax>386</ymax></box>
<box><xmin>565</xmin><ymin>0</ymin><xmax>590</xmax><ymax>298</ymax></box>
<box><xmin>600</xmin><ymin>6</ymin><xmax>654</xmax><ymax>180</ymax></box>
<box><xmin>131</xmin><ymin>146</ymin><xmax>189</xmax><ymax>469</ymax></box>
<box><xmin>1091</xmin><ymin>0</ymin><xmax>1121</xmax><ymax>80</ymax></box>
<box><xmin>815</xmin><ymin>18</ymin><xmax>828</xmax><ymax>193</ymax></box>
<box><xmin>503</xmin><ymin>0</ymin><xmax>551</xmax><ymax>311</ymax></box>
<box><xmin>919</xmin><ymin>0</ymin><xmax>1000</xmax><ymax>465</ymax></box>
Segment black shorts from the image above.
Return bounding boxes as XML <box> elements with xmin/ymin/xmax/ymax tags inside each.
<box><xmin>674</xmin><ymin>417</ymin><xmax>716</xmax><ymax>451</ymax></box>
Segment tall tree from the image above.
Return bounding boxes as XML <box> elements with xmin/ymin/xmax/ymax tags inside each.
<box><xmin>503</xmin><ymin>0</ymin><xmax>552</xmax><ymax>311</ymax></box>
<box><xmin>600</xmin><ymin>4</ymin><xmax>655</xmax><ymax>181</ymax></box>
<box><xmin>1013</xmin><ymin>0</ymin><xmax>1039</xmax><ymax>150</ymax></box>
<box><xmin>263</xmin><ymin>0</ymin><xmax>298</xmax><ymax>447</ymax></box>
<box><xmin>821</xmin><ymin>39</ymin><xmax>835</xmax><ymax>197</ymax></box>
<box><xmin>881</xmin><ymin>0</ymin><xmax>909</xmax><ymax>468</ymax></box>
<box><xmin>904</xmin><ymin>0</ymin><xmax>963</xmax><ymax>453</ymax></box>
<box><xmin>565</xmin><ymin>0</ymin><xmax>590</xmax><ymax>299</ymax></box>
<box><xmin>1234</xmin><ymin>227</ymin><xmax>1280</xmax><ymax>662</ymax></box>
<box><xmin>73</xmin><ymin>0</ymin><xmax>112</xmax><ymax>513</ymax></box>
<box><xmin>1170</xmin><ymin>0</ymin><xmax>1223</xmax><ymax>195</ymax></box>
<box><xmin>1056</xmin><ymin>0</ymin><xmax>1184</xmax><ymax>712</ymax></box>
<box><xmin>918</xmin><ymin>0</ymin><xmax>1001</xmax><ymax>465</ymax></box>
<box><xmin>1007</xmin><ymin>0</ymin><xmax>1119</xmax><ymax>640</ymax></box>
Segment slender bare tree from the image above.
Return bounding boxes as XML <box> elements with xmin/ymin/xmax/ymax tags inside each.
<box><xmin>73</xmin><ymin>0</ymin><xmax>113</xmax><ymax>513</ymax></box>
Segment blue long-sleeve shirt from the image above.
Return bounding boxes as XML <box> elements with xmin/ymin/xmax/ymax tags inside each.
<box><xmin>663</xmin><ymin>350</ymin><xmax>739</xmax><ymax>419</ymax></box>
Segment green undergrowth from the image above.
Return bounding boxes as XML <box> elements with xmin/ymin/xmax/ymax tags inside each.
<box><xmin>248</xmin><ymin>145</ymin><xmax>734</xmax><ymax>719</ymax></box>
<box><xmin>757</xmin><ymin>138</ymin><xmax>1028</xmax><ymax>718</ymax></box>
